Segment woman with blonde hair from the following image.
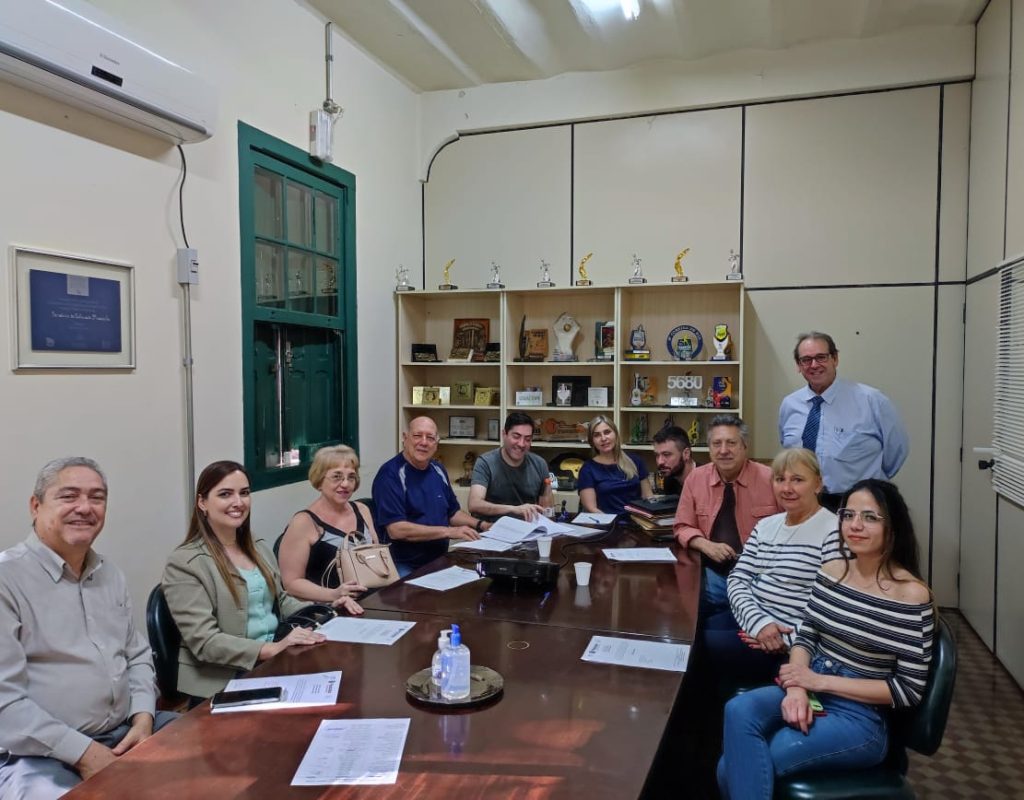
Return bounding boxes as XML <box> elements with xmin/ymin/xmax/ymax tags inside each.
<box><xmin>578</xmin><ymin>415</ymin><xmax>652</xmax><ymax>515</ymax></box>
<box><xmin>278</xmin><ymin>445</ymin><xmax>375</xmax><ymax>612</ymax></box>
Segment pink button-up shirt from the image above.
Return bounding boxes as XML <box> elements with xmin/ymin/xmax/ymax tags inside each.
<box><xmin>673</xmin><ymin>460</ymin><xmax>780</xmax><ymax>549</ymax></box>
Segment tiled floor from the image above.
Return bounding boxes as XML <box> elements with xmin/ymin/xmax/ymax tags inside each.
<box><xmin>906</xmin><ymin>610</ymin><xmax>1024</xmax><ymax>799</ymax></box>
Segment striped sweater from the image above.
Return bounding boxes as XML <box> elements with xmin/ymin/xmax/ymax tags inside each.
<box><xmin>794</xmin><ymin>571</ymin><xmax>935</xmax><ymax>708</ymax></box>
<box><xmin>727</xmin><ymin>508</ymin><xmax>841</xmax><ymax>646</ymax></box>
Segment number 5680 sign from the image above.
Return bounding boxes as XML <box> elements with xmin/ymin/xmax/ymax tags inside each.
<box><xmin>667</xmin><ymin>375</ymin><xmax>703</xmax><ymax>391</ymax></box>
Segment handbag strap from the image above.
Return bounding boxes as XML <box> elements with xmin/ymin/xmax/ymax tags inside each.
<box><xmin>354</xmin><ymin>546</ymin><xmax>393</xmax><ymax>579</ymax></box>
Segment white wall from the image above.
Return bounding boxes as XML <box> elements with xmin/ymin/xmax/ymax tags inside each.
<box><xmin>0</xmin><ymin>0</ymin><xmax>420</xmax><ymax>615</ymax></box>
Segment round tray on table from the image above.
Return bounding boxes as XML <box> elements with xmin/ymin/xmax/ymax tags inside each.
<box><xmin>405</xmin><ymin>665</ymin><xmax>504</xmax><ymax>708</ymax></box>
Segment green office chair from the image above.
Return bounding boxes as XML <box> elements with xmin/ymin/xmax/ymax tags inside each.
<box><xmin>145</xmin><ymin>585</ymin><xmax>183</xmax><ymax>704</ymax></box>
<box><xmin>775</xmin><ymin>615</ymin><xmax>957</xmax><ymax>800</ymax></box>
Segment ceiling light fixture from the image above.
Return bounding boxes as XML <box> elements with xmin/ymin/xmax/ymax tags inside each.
<box><xmin>621</xmin><ymin>0</ymin><xmax>639</xmax><ymax>20</ymax></box>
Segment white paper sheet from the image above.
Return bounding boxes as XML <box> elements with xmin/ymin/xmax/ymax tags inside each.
<box><xmin>580</xmin><ymin>635</ymin><xmax>690</xmax><ymax>672</ymax></box>
<box><xmin>483</xmin><ymin>515</ymin><xmax>573</xmax><ymax>543</ymax></box>
<box><xmin>449</xmin><ymin>537</ymin><xmax>514</xmax><ymax>553</ymax></box>
<box><xmin>212</xmin><ymin>671</ymin><xmax>342</xmax><ymax>713</ymax></box>
<box><xmin>601</xmin><ymin>547</ymin><xmax>678</xmax><ymax>563</ymax></box>
<box><xmin>573</xmin><ymin>512</ymin><xmax>617</xmax><ymax>525</ymax></box>
<box><xmin>405</xmin><ymin>566</ymin><xmax>483</xmax><ymax>591</ymax></box>
<box><xmin>318</xmin><ymin>616</ymin><xmax>415</xmax><ymax>645</ymax></box>
<box><xmin>291</xmin><ymin>718</ymin><xmax>411</xmax><ymax>786</ymax></box>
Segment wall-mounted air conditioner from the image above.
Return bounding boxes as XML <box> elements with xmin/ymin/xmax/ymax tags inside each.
<box><xmin>0</xmin><ymin>0</ymin><xmax>217</xmax><ymax>143</ymax></box>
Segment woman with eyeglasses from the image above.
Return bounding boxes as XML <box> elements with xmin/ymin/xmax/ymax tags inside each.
<box><xmin>717</xmin><ymin>479</ymin><xmax>934</xmax><ymax>799</ymax></box>
<box><xmin>162</xmin><ymin>461</ymin><xmax>326</xmax><ymax>701</ymax></box>
<box><xmin>578</xmin><ymin>416</ymin><xmax>652</xmax><ymax>515</ymax></box>
<box><xmin>278</xmin><ymin>445</ymin><xmax>372</xmax><ymax>613</ymax></box>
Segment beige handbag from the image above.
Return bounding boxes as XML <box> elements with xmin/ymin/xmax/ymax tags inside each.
<box><xmin>335</xmin><ymin>534</ymin><xmax>399</xmax><ymax>589</ymax></box>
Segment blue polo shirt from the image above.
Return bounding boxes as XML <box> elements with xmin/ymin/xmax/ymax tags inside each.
<box><xmin>372</xmin><ymin>452</ymin><xmax>459</xmax><ymax>567</ymax></box>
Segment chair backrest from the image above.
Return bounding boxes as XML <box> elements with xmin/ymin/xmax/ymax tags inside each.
<box><xmin>146</xmin><ymin>585</ymin><xmax>182</xmax><ymax>698</ymax></box>
<box><xmin>357</xmin><ymin>496</ymin><xmax>384</xmax><ymax>542</ymax></box>
<box><xmin>894</xmin><ymin>615</ymin><xmax>957</xmax><ymax>757</ymax></box>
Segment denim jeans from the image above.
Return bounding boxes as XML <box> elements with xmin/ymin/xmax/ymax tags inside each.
<box><xmin>717</xmin><ymin>655</ymin><xmax>888</xmax><ymax>800</ymax></box>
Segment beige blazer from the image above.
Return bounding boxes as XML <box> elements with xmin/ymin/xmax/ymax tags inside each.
<box><xmin>161</xmin><ymin>537</ymin><xmax>308</xmax><ymax>698</ymax></box>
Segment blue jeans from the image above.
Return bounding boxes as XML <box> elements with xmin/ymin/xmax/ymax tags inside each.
<box><xmin>717</xmin><ymin>655</ymin><xmax>888</xmax><ymax>800</ymax></box>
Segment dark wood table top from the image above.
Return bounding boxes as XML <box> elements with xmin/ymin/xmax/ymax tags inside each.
<box><xmin>66</xmin><ymin>611</ymin><xmax>688</xmax><ymax>800</ymax></box>
<box><xmin>364</xmin><ymin>525</ymin><xmax>700</xmax><ymax>643</ymax></box>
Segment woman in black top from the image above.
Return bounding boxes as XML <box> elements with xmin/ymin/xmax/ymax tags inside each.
<box><xmin>278</xmin><ymin>445</ymin><xmax>378</xmax><ymax>613</ymax></box>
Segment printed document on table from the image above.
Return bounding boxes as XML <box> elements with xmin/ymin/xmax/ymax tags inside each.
<box><xmin>449</xmin><ymin>537</ymin><xmax>513</xmax><ymax>553</ymax></box>
<box><xmin>573</xmin><ymin>512</ymin><xmax>617</xmax><ymax>526</ymax></box>
<box><xmin>602</xmin><ymin>547</ymin><xmax>678</xmax><ymax>563</ymax></box>
<box><xmin>319</xmin><ymin>616</ymin><xmax>415</xmax><ymax>645</ymax></box>
<box><xmin>212</xmin><ymin>670</ymin><xmax>342</xmax><ymax>713</ymax></box>
<box><xmin>581</xmin><ymin>635</ymin><xmax>690</xmax><ymax>672</ymax></box>
<box><xmin>483</xmin><ymin>515</ymin><xmax>572</xmax><ymax>543</ymax></box>
<box><xmin>292</xmin><ymin>718</ymin><xmax>410</xmax><ymax>786</ymax></box>
<box><xmin>406</xmin><ymin>566</ymin><xmax>483</xmax><ymax>591</ymax></box>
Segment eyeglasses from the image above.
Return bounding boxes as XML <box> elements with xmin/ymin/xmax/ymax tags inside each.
<box><xmin>837</xmin><ymin>508</ymin><xmax>885</xmax><ymax>525</ymax></box>
<box><xmin>797</xmin><ymin>354</ymin><xmax>832</xmax><ymax>367</ymax></box>
<box><xmin>409</xmin><ymin>432</ymin><xmax>438</xmax><ymax>443</ymax></box>
<box><xmin>324</xmin><ymin>471</ymin><xmax>354</xmax><ymax>484</ymax></box>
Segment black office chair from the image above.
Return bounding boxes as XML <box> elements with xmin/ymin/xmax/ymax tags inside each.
<box><xmin>145</xmin><ymin>585</ymin><xmax>183</xmax><ymax>704</ymax></box>
<box><xmin>774</xmin><ymin>615</ymin><xmax>957</xmax><ymax>800</ymax></box>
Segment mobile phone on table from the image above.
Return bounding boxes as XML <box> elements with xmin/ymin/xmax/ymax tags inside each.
<box><xmin>210</xmin><ymin>686</ymin><xmax>282</xmax><ymax>709</ymax></box>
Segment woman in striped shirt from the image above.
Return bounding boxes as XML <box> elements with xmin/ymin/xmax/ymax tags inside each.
<box><xmin>717</xmin><ymin>479</ymin><xmax>934</xmax><ymax>799</ymax></box>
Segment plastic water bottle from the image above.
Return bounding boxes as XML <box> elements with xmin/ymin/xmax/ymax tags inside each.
<box><xmin>431</xmin><ymin>629</ymin><xmax>452</xmax><ymax>691</ymax></box>
<box><xmin>441</xmin><ymin>623</ymin><xmax>471</xmax><ymax>701</ymax></box>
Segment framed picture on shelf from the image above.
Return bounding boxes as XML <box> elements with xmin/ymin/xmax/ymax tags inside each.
<box><xmin>451</xmin><ymin>318</ymin><xmax>489</xmax><ymax>361</ymax></box>
<box><xmin>525</xmin><ymin>329</ymin><xmax>548</xmax><ymax>361</ymax></box>
<box><xmin>448</xmin><ymin>415</ymin><xmax>476</xmax><ymax>439</ymax></box>
<box><xmin>487</xmin><ymin>418</ymin><xmax>500</xmax><ymax>440</ymax></box>
<box><xmin>551</xmin><ymin>375</ymin><xmax>591</xmax><ymax>407</ymax></box>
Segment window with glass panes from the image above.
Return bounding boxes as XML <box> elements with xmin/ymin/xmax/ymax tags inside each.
<box><xmin>238</xmin><ymin>123</ymin><xmax>357</xmax><ymax>490</ymax></box>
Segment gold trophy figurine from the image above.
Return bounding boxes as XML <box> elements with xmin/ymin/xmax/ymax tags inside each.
<box><xmin>672</xmin><ymin>248</ymin><xmax>690</xmax><ymax>283</ymax></box>
<box><xmin>576</xmin><ymin>252</ymin><xmax>593</xmax><ymax>287</ymax></box>
<box><xmin>439</xmin><ymin>258</ymin><xmax>457</xmax><ymax>291</ymax></box>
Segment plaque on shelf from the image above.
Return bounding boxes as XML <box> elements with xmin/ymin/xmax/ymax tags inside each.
<box><xmin>515</xmin><ymin>389</ymin><xmax>544</xmax><ymax>406</ymax></box>
<box><xmin>450</xmin><ymin>318</ymin><xmax>489</xmax><ymax>361</ymax></box>
<box><xmin>439</xmin><ymin>259</ymin><xmax>457</xmax><ymax>291</ymax></box>
<box><xmin>628</xmin><ymin>253</ymin><xmax>647</xmax><ymax>285</ymax></box>
<box><xmin>448</xmin><ymin>350</ymin><xmax>474</xmax><ymax>363</ymax></box>
<box><xmin>487</xmin><ymin>261</ymin><xmax>505</xmax><ymax>289</ymax></box>
<box><xmin>712</xmin><ymin>376</ymin><xmax>733</xmax><ymax>408</ymax></box>
<box><xmin>551</xmin><ymin>375</ymin><xmax>591</xmax><ymax>407</ymax></box>
<box><xmin>518</xmin><ymin>329</ymin><xmax>547</xmax><ymax>362</ymax></box>
<box><xmin>672</xmin><ymin>249</ymin><xmax>690</xmax><ymax>283</ymax></box>
<box><xmin>449</xmin><ymin>415</ymin><xmax>477</xmax><ymax>439</ymax></box>
<box><xmin>411</xmin><ymin>343</ymin><xmax>439</xmax><ymax>363</ymax></box>
<box><xmin>555</xmin><ymin>381</ymin><xmax>572</xmax><ymax>407</ymax></box>
<box><xmin>588</xmin><ymin>387</ymin><xmax>609</xmax><ymax>407</ymax></box>
<box><xmin>537</xmin><ymin>259</ymin><xmax>555</xmax><ymax>288</ymax></box>
<box><xmin>484</xmin><ymin>342</ymin><xmax>501</xmax><ymax>362</ymax></box>
<box><xmin>711</xmin><ymin>324</ymin><xmax>732</xmax><ymax>361</ymax></box>
<box><xmin>538</xmin><ymin>418</ymin><xmax>588</xmax><ymax>442</ymax></box>
<box><xmin>666</xmin><ymin>324</ymin><xmax>704</xmax><ymax>361</ymax></box>
<box><xmin>487</xmin><ymin>419</ymin><xmax>500</xmax><ymax>440</ymax></box>
<box><xmin>474</xmin><ymin>387</ymin><xmax>499</xmax><ymax>406</ymax></box>
<box><xmin>412</xmin><ymin>386</ymin><xmax>441</xmax><ymax>405</ymax></box>
<box><xmin>551</xmin><ymin>312</ymin><xmax>580</xmax><ymax>361</ymax></box>
<box><xmin>625</xmin><ymin>324</ymin><xmax>651</xmax><ymax>360</ymax></box>
<box><xmin>395</xmin><ymin>265</ymin><xmax>415</xmax><ymax>292</ymax></box>
<box><xmin>592</xmin><ymin>321</ymin><xmax>615</xmax><ymax>361</ymax></box>
<box><xmin>726</xmin><ymin>249</ymin><xmax>742</xmax><ymax>281</ymax></box>
<box><xmin>439</xmin><ymin>387</ymin><xmax>451</xmax><ymax>404</ymax></box>
<box><xmin>453</xmin><ymin>381</ymin><xmax>476</xmax><ymax>404</ymax></box>
<box><xmin>668</xmin><ymin>374</ymin><xmax>702</xmax><ymax>407</ymax></box>
<box><xmin>576</xmin><ymin>253</ymin><xmax>593</xmax><ymax>287</ymax></box>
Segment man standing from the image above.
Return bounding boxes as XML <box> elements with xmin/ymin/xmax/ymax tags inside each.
<box><xmin>0</xmin><ymin>457</ymin><xmax>176</xmax><ymax>799</ymax></box>
<box><xmin>468</xmin><ymin>412</ymin><xmax>552</xmax><ymax>522</ymax></box>
<box><xmin>674</xmin><ymin>416</ymin><xmax>780</xmax><ymax>620</ymax></box>
<box><xmin>779</xmin><ymin>331</ymin><xmax>909</xmax><ymax>511</ymax></box>
<box><xmin>651</xmin><ymin>425</ymin><xmax>694</xmax><ymax>495</ymax></box>
<box><xmin>372</xmin><ymin>416</ymin><xmax>484</xmax><ymax>575</ymax></box>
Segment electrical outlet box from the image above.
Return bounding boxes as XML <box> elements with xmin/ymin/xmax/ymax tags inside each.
<box><xmin>176</xmin><ymin>248</ymin><xmax>199</xmax><ymax>284</ymax></box>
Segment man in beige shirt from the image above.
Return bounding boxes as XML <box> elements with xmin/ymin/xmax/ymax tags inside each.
<box><xmin>0</xmin><ymin>457</ymin><xmax>175</xmax><ymax>799</ymax></box>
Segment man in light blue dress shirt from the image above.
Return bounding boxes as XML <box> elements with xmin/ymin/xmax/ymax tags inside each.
<box><xmin>778</xmin><ymin>332</ymin><xmax>909</xmax><ymax>511</ymax></box>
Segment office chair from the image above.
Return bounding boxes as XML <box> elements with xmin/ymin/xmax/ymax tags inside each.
<box><xmin>146</xmin><ymin>585</ymin><xmax>183</xmax><ymax>704</ymax></box>
<box><xmin>775</xmin><ymin>615</ymin><xmax>957</xmax><ymax>800</ymax></box>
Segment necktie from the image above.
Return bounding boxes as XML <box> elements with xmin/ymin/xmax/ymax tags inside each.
<box><xmin>802</xmin><ymin>396</ymin><xmax>824</xmax><ymax>451</ymax></box>
<box><xmin>708</xmin><ymin>482</ymin><xmax>741</xmax><ymax>573</ymax></box>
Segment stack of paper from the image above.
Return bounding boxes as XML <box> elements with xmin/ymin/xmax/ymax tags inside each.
<box><xmin>601</xmin><ymin>547</ymin><xmax>677</xmax><ymax>563</ymax></box>
<box><xmin>212</xmin><ymin>671</ymin><xmax>342</xmax><ymax>713</ymax></box>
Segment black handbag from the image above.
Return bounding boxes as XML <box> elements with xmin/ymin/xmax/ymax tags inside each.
<box><xmin>272</xmin><ymin>603</ymin><xmax>336</xmax><ymax>642</ymax></box>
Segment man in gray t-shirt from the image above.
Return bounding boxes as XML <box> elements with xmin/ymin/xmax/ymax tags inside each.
<box><xmin>469</xmin><ymin>412</ymin><xmax>553</xmax><ymax>522</ymax></box>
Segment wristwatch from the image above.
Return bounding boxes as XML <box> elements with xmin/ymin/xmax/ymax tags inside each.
<box><xmin>474</xmin><ymin>519</ymin><xmax>484</xmax><ymax>532</ymax></box>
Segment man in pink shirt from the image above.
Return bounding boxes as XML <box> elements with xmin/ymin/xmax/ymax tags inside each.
<box><xmin>674</xmin><ymin>415</ymin><xmax>780</xmax><ymax>624</ymax></box>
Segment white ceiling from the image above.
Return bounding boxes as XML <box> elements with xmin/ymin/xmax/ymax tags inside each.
<box><xmin>307</xmin><ymin>0</ymin><xmax>988</xmax><ymax>93</ymax></box>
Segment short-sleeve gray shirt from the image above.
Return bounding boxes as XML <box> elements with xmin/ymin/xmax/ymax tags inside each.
<box><xmin>471</xmin><ymin>448</ymin><xmax>549</xmax><ymax>521</ymax></box>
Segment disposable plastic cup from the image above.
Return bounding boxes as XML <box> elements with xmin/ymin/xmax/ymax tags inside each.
<box><xmin>537</xmin><ymin>536</ymin><xmax>552</xmax><ymax>558</ymax></box>
<box><xmin>574</xmin><ymin>561</ymin><xmax>592</xmax><ymax>587</ymax></box>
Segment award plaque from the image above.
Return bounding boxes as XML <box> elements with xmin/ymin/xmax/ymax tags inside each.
<box><xmin>672</xmin><ymin>248</ymin><xmax>690</xmax><ymax>283</ymax></box>
<box><xmin>712</xmin><ymin>376</ymin><xmax>733</xmax><ymax>408</ymax></box>
<box><xmin>411</xmin><ymin>343</ymin><xmax>439</xmax><ymax>363</ymax></box>
<box><xmin>666</xmin><ymin>324</ymin><xmax>704</xmax><ymax>361</ymax></box>
<box><xmin>484</xmin><ymin>342</ymin><xmax>501</xmax><ymax>362</ymax></box>
<box><xmin>628</xmin><ymin>253</ymin><xmax>647</xmax><ymax>285</ymax></box>
<box><xmin>551</xmin><ymin>312</ymin><xmax>580</xmax><ymax>362</ymax></box>
<box><xmin>448</xmin><ymin>415</ymin><xmax>476</xmax><ymax>439</ymax></box>
<box><xmin>487</xmin><ymin>261</ymin><xmax>505</xmax><ymax>289</ymax></box>
<box><xmin>555</xmin><ymin>381</ymin><xmax>573</xmax><ymax>407</ymax></box>
<box><xmin>515</xmin><ymin>389</ymin><xmax>544</xmax><ymax>406</ymax></box>
<box><xmin>726</xmin><ymin>249</ymin><xmax>742</xmax><ymax>281</ymax></box>
<box><xmin>524</xmin><ymin>329</ymin><xmax>548</xmax><ymax>361</ymax></box>
<box><xmin>450</xmin><ymin>318</ymin><xmax>489</xmax><ymax>361</ymax></box>
<box><xmin>412</xmin><ymin>386</ymin><xmax>442</xmax><ymax>405</ymax></box>
<box><xmin>576</xmin><ymin>253</ymin><xmax>593</xmax><ymax>287</ymax></box>
<box><xmin>551</xmin><ymin>375</ymin><xmax>591</xmax><ymax>407</ymax></box>
<box><xmin>453</xmin><ymin>381</ymin><xmax>476</xmax><ymax>404</ymax></box>
<box><xmin>537</xmin><ymin>259</ymin><xmax>555</xmax><ymax>288</ymax></box>
<box><xmin>487</xmin><ymin>419</ymin><xmax>500</xmax><ymax>440</ymax></box>
<box><xmin>711</xmin><ymin>324</ymin><xmax>731</xmax><ymax>361</ymax></box>
<box><xmin>395</xmin><ymin>265</ymin><xmax>415</xmax><ymax>292</ymax></box>
<box><xmin>588</xmin><ymin>387</ymin><xmax>609</xmax><ymax>407</ymax></box>
<box><xmin>474</xmin><ymin>387</ymin><xmax>499</xmax><ymax>406</ymax></box>
<box><xmin>439</xmin><ymin>259</ymin><xmax>457</xmax><ymax>291</ymax></box>
<box><xmin>667</xmin><ymin>373</ymin><xmax>702</xmax><ymax>407</ymax></box>
<box><xmin>624</xmin><ymin>323</ymin><xmax>651</xmax><ymax>360</ymax></box>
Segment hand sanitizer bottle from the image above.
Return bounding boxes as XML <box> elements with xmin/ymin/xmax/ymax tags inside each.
<box><xmin>431</xmin><ymin>629</ymin><xmax>452</xmax><ymax>691</ymax></box>
<box><xmin>441</xmin><ymin>623</ymin><xmax>471</xmax><ymax>701</ymax></box>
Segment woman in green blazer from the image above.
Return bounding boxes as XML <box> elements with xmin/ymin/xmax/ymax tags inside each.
<box><xmin>162</xmin><ymin>460</ymin><xmax>325</xmax><ymax>700</ymax></box>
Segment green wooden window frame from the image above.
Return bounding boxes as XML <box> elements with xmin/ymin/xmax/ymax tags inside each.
<box><xmin>238</xmin><ymin>122</ymin><xmax>358</xmax><ymax>490</ymax></box>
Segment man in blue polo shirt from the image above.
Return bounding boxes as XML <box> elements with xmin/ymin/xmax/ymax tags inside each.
<box><xmin>372</xmin><ymin>416</ymin><xmax>484</xmax><ymax>576</ymax></box>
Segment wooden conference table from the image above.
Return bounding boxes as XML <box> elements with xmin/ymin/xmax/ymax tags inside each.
<box><xmin>67</xmin><ymin>525</ymin><xmax>700</xmax><ymax>800</ymax></box>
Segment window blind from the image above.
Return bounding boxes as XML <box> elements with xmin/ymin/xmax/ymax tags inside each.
<box><xmin>994</xmin><ymin>259</ymin><xmax>1024</xmax><ymax>507</ymax></box>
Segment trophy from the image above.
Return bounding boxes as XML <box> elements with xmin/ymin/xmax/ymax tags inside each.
<box><xmin>628</xmin><ymin>253</ymin><xmax>647</xmax><ymax>285</ymax></box>
<box><xmin>711</xmin><ymin>324</ymin><xmax>731</xmax><ymax>360</ymax></box>
<box><xmin>395</xmin><ymin>264</ymin><xmax>414</xmax><ymax>292</ymax></box>
<box><xmin>537</xmin><ymin>259</ymin><xmax>555</xmax><ymax>288</ymax></box>
<box><xmin>551</xmin><ymin>312</ymin><xmax>580</xmax><ymax>361</ymax></box>
<box><xmin>576</xmin><ymin>253</ymin><xmax>593</xmax><ymax>287</ymax></box>
<box><xmin>487</xmin><ymin>261</ymin><xmax>505</xmax><ymax>289</ymax></box>
<box><xmin>667</xmin><ymin>324</ymin><xmax>704</xmax><ymax>361</ymax></box>
<box><xmin>672</xmin><ymin>248</ymin><xmax>690</xmax><ymax>283</ymax></box>
<box><xmin>439</xmin><ymin>258</ymin><xmax>457</xmax><ymax>291</ymax></box>
<box><xmin>556</xmin><ymin>381</ymin><xmax>573</xmax><ymax>407</ymax></box>
<box><xmin>630</xmin><ymin>373</ymin><xmax>644</xmax><ymax>406</ymax></box>
<box><xmin>668</xmin><ymin>373</ymin><xmax>702</xmax><ymax>407</ymax></box>
<box><xmin>630</xmin><ymin>412</ymin><xmax>649</xmax><ymax>444</ymax></box>
<box><xmin>624</xmin><ymin>323</ymin><xmax>651</xmax><ymax>361</ymax></box>
<box><xmin>688</xmin><ymin>417</ymin><xmax>702</xmax><ymax>447</ymax></box>
<box><xmin>726</xmin><ymin>249</ymin><xmax>742</xmax><ymax>281</ymax></box>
